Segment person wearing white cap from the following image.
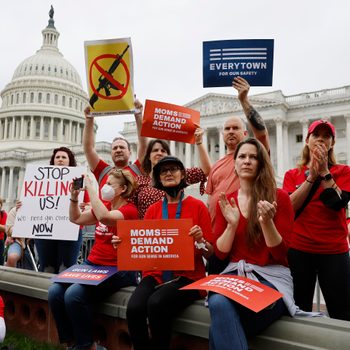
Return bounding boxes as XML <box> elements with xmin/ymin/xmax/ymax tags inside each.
<box><xmin>283</xmin><ymin>119</ymin><xmax>350</xmax><ymax>320</ymax></box>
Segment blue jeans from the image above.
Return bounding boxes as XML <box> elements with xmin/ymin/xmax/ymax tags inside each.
<box><xmin>35</xmin><ymin>229</ymin><xmax>83</xmax><ymax>273</ymax></box>
<box><xmin>208</xmin><ymin>275</ymin><xmax>287</xmax><ymax>350</ymax></box>
<box><xmin>48</xmin><ymin>262</ymin><xmax>136</xmax><ymax>349</ymax></box>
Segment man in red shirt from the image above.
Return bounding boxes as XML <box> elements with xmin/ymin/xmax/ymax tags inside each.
<box><xmin>83</xmin><ymin>99</ymin><xmax>148</xmax><ymax>191</ymax></box>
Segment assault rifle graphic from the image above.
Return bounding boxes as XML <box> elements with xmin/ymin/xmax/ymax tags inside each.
<box><xmin>89</xmin><ymin>45</ymin><xmax>130</xmax><ymax>108</ymax></box>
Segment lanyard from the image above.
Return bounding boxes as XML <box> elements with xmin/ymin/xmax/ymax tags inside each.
<box><xmin>162</xmin><ymin>191</ymin><xmax>184</xmax><ymax>219</ymax></box>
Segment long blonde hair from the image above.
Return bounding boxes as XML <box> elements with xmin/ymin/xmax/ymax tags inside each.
<box><xmin>234</xmin><ymin>138</ymin><xmax>276</xmax><ymax>247</ymax></box>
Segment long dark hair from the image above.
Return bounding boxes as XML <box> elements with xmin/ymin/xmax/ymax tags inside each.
<box><xmin>50</xmin><ymin>147</ymin><xmax>77</xmax><ymax>166</ymax></box>
<box><xmin>234</xmin><ymin>138</ymin><xmax>276</xmax><ymax>247</ymax></box>
<box><xmin>142</xmin><ymin>139</ymin><xmax>170</xmax><ymax>175</ymax></box>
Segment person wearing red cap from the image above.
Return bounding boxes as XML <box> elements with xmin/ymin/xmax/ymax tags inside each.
<box><xmin>283</xmin><ymin>119</ymin><xmax>350</xmax><ymax>320</ymax></box>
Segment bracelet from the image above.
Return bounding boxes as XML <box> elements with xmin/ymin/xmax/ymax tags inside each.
<box><xmin>305</xmin><ymin>179</ymin><xmax>314</xmax><ymax>184</ymax></box>
<box><xmin>70</xmin><ymin>198</ymin><xmax>78</xmax><ymax>203</ymax></box>
<box><xmin>332</xmin><ymin>182</ymin><xmax>338</xmax><ymax>189</ymax></box>
<box><xmin>196</xmin><ymin>142</ymin><xmax>202</xmax><ymax>145</ymax></box>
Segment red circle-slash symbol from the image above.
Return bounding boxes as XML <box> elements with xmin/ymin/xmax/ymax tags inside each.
<box><xmin>89</xmin><ymin>54</ymin><xmax>130</xmax><ymax>100</ymax></box>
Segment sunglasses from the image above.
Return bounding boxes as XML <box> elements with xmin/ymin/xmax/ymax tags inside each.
<box><xmin>159</xmin><ymin>165</ymin><xmax>181</xmax><ymax>176</ymax></box>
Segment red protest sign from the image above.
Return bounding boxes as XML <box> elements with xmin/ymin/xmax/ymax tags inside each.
<box><xmin>117</xmin><ymin>219</ymin><xmax>194</xmax><ymax>271</ymax></box>
<box><xmin>141</xmin><ymin>100</ymin><xmax>200</xmax><ymax>144</ymax></box>
<box><xmin>181</xmin><ymin>275</ymin><xmax>283</xmax><ymax>312</ymax></box>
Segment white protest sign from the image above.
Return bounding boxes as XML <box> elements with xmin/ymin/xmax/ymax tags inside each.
<box><xmin>13</xmin><ymin>165</ymin><xmax>85</xmax><ymax>240</ymax></box>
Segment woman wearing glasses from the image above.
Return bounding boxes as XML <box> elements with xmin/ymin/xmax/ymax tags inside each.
<box><xmin>126</xmin><ymin>156</ymin><xmax>213</xmax><ymax>350</ymax></box>
<box><xmin>48</xmin><ymin>169</ymin><xmax>138</xmax><ymax>350</ymax></box>
<box><xmin>132</xmin><ymin>131</ymin><xmax>211</xmax><ymax>219</ymax></box>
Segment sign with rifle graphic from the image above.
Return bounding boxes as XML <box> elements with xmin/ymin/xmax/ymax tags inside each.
<box><xmin>84</xmin><ymin>38</ymin><xmax>134</xmax><ymax>116</ymax></box>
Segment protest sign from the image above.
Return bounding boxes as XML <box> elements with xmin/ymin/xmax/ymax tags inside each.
<box><xmin>12</xmin><ymin>165</ymin><xmax>85</xmax><ymax>240</ymax></box>
<box><xmin>84</xmin><ymin>37</ymin><xmax>134</xmax><ymax>116</ymax></box>
<box><xmin>141</xmin><ymin>99</ymin><xmax>200</xmax><ymax>144</ymax></box>
<box><xmin>203</xmin><ymin>39</ymin><xmax>274</xmax><ymax>87</ymax></box>
<box><xmin>117</xmin><ymin>219</ymin><xmax>194</xmax><ymax>270</ymax></box>
<box><xmin>51</xmin><ymin>264</ymin><xmax>117</xmax><ymax>286</ymax></box>
<box><xmin>181</xmin><ymin>274</ymin><xmax>283</xmax><ymax>312</ymax></box>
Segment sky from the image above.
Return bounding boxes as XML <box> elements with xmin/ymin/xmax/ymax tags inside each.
<box><xmin>1</xmin><ymin>0</ymin><xmax>350</xmax><ymax>142</ymax></box>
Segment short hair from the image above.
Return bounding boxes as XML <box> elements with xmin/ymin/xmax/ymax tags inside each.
<box><xmin>142</xmin><ymin>139</ymin><xmax>170</xmax><ymax>175</ymax></box>
<box><xmin>112</xmin><ymin>137</ymin><xmax>131</xmax><ymax>151</ymax></box>
<box><xmin>108</xmin><ymin>169</ymin><xmax>137</xmax><ymax>199</ymax></box>
<box><xmin>50</xmin><ymin>147</ymin><xmax>77</xmax><ymax>166</ymax></box>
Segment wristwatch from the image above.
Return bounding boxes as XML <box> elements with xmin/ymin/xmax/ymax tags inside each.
<box><xmin>320</xmin><ymin>173</ymin><xmax>333</xmax><ymax>181</ymax></box>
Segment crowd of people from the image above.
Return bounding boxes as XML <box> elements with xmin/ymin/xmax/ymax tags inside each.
<box><xmin>0</xmin><ymin>77</ymin><xmax>350</xmax><ymax>349</ymax></box>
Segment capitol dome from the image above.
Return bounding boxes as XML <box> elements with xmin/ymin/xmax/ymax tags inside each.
<box><xmin>0</xmin><ymin>8</ymin><xmax>94</xmax><ymax>209</ymax></box>
<box><xmin>0</xmin><ymin>9</ymin><xmax>88</xmax><ymax>152</ymax></box>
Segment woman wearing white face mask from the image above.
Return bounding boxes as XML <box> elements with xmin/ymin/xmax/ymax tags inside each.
<box><xmin>48</xmin><ymin>169</ymin><xmax>138</xmax><ymax>350</ymax></box>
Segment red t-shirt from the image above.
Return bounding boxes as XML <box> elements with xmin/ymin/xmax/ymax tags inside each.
<box><xmin>283</xmin><ymin>164</ymin><xmax>350</xmax><ymax>254</ymax></box>
<box><xmin>0</xmin><ymin>210</ymin><xmax>8</xmax><ymax>241</ymax></box>
<box><xmin>87</xmin><ymin>202</ymin><xmax>138</xmax><ymax>266</ymax></box>
<box><xmin>214</xmin><ymin>189</ymin><xmax>293</xmax><ymax>267</ymax></box>
<box><xmin>143</xmin><ymin>195</ymin><xmax>213</xmax><ymax>283</ymax></box>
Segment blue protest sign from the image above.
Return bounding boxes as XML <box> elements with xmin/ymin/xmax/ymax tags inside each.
<box><xmin>203</xmin><ymin>39</ymin><xmax>274</xmax><ymax>87</ymax></box>
<box><xmin>51</xmin><ymin>264</ymin><xmax>118</xmax><ymax>285</ymax></box>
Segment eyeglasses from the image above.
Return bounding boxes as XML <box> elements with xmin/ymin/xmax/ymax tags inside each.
<box><xmin>159</xmin><ymin>166</ymin><xmax>181</xmax><ymax>176</ymax></box>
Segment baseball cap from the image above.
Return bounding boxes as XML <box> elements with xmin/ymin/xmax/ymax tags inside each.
<box><xmin>307</xmin><ymin>120</ymin><xmax>335</xmax><ymax>138</ymax></box>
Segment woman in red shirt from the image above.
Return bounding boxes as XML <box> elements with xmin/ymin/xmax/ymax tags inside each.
<box><xmin>126</xmin><ymin>156</ymin><xmax>213</xmax><ymax>350</ymax></box>
<box><xmin>48</xmin><ymin>169</ymin><xmax>138</xmax><ymax>350</ymax></box>
<box><xmin>209</xmin><ymin>138</ymin><xmax>294</xmax><ymax>350</ymax></box>
<box><xmin>283</xmin><ymin>120</ymin><xmax>350</xmax><ymax>320</ymax></box>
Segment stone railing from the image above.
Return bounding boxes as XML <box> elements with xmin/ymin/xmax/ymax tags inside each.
<box><xmin>1</xmin><ymin>267</ymin><xmax>350</xmax><ymax>349</ymax></box>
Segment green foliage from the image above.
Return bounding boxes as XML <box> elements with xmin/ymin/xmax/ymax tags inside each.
<box><xmin>1</xmin><ymin>330</ymin><xmax>63</xmax><ymax>350</ymax></box>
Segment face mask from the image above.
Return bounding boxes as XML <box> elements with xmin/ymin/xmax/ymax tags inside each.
<box><xmin>101</xmin><ymin>184</ymin><xmax>115</xmax><ymax>201</ymax></box>
<box><xmin>162</xmin><ymin>184</ymin><xmax>183</xmax><ymax>198</ymax></box>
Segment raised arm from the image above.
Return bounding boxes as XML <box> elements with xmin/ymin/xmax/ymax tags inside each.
<box><xmin>69</xmin><ymin>185</ymin><xmax>96</xmax><ymax>226</ymax></box>
<box><xmin>233</xmin><ymin>77</ymin><xmax>270</xmax><ymax>152</ymax></box>
<box><xmin>83</xmin><ymin>106</ymin><xmax>100</xmax><ymax>172</ymax></box>
<box><xmin>134</xmin><ymin>98</ymin><xmax>148</xmax><ymax>163</ymax></box>
<box><xmin>85</xmin><ymin>176</ymin><xmax>125</xmax><ymax>226</ymax></box>
<box><xmin>194</xmin><ymin>124</ymin><xmax>211</xmax><ymax>176</ymax></box>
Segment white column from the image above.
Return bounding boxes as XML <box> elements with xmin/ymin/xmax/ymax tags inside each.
<box><xmin>77</xmin><ymin>124</ymin><xmax>82</xmax><ymax>144</ymax></box>
<box><xmin>275</xmin><ymin>118</ymin><xmax>284</xmax><ymax>176</ymax></box>
<box><xmin>219</xmin><ymin>127</ymin><xmax>225</xmax><ymax>158</ymax></box>
<box><xmin>20</xmin><ymin>116</ymin><xmax>25</xmax><ymax>140</ymax></box>
<box><xmin>209</xmin><ymin>133</ymin><xmax>216</xmax><ymax>162</ymax></box>
<box><xmin>60</xmin><ymin>119</ymin><xmax>64</xmax><ymax>141</ymax></box>
<box><xmin>301</xmin><ymin>118</ymin><xmax>309</xmax><ymax>142</ymax></box>
<box><xmin>0</xmin><ymin>167</ymin><xmax>6</xmax><ymax>196</ymax></box>
<box><xmin>185</xmin><ymin>143</ymin><xmax>191</xmax><ymax>168</ymax></box>
<box><xmin>170</xmin><ymin>141</ymin><xmax>176</xmax><ymax>156</ymax></box>
<box><xmin>345</xmin><ymin>115</ymin><xmax>350</xmax><ymax>164</ymax></box>
<box><xmin>40</xmin><ymin>116</ymin><xmax>44</xmax><ymax>139</ymax></box>
<box><xmin>10</xmin><ymin>117</ymin><xmax>15</xmax><ymax>139</ymax></box>
<box><xmin>49</xmin><ymin>117</ymin><xmax>54</xmax><ymax>140</ymax></box>
<box><xmin>283</xmin><ymin>123</ymin><xmax>289</xmax><ymax>171</ymax></box>
<box><xmin>30</xmin><ymin>116</ymin><xmax>35</xmax><ymax>139</ymax></box>
<box><xmin>4</xmin><ymin>118</ymin><xmax>8</xmax><ymax>140</ymax></box>
<box><xmin>68</xmin><ymin>121</ymin><xmax>73</xmax><ymax>143</ymax></box>
<box><xmin>8</xmin><ymin>166</ymin><xmax>14</xmax><ymax>201</ymax></box>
